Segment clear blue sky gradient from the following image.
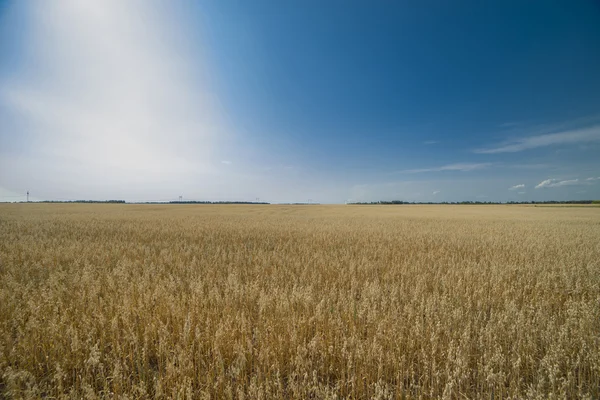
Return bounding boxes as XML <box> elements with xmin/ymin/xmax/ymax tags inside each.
<box><xmin>1</xmin><ymin>1</ymin><xmax>600</xmax><ymax>202</ymax></box>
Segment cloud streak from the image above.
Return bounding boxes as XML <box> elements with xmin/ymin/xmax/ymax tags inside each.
<box><xmin>398</xmin><ymin>163</ymin><xmax>492</xmax><ymax>174</ymax></box>
<box><xmin>509</xmin><ymin>184</ymin><xmax>525</xmax><ymax>190</ymax></box>
<box><xmin>475</xmin><ymin>125</ymin><xmax>600</xmax><ymax>154</ymax></box>
<box><xmin>535</xmin><ymin>179</ymin><xmax>580</xmax><ymax>189</ymax></box>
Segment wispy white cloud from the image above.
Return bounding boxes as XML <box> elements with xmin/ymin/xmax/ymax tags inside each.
<box><xmin>423</xmin><ymin>140</ymin><xmax>439</xmax><ymax>145</ymax></box>
<box><xmin>535</xmin><ymin>179</ymin><xmax>581</xmax><ymax>189</ymax></box>
<box><xmin>535</xmin><ymin>179</ymin><xmax>555</xmax><ymax>189</ymax></box>
<box><xmin>432</xmin><ymin>190</ymin><xmax>440</xmax><ymax>195</ymax></box>
<box><xmin>0</xmin><ymin>1</ymin><xmax>234</xmax><ymax>200</ymax></box>
<box><xmin>508</xmin><ymin>184</ymin><xmax>525</xmax><ymax>191</ymax></box>
<box><xmin>534</xmin><ymin>177</ymin><xmax>600</xmax><ymax>189</ymax></box>
<box><xmin>399</xmin><ymin>163</ymin><xmax>492</xmax><ymax>174</ymax></box>
<box><xmin>474</xmin><ymin>125</ymin><xmax>600</xmax><ymax>154</ymax></box>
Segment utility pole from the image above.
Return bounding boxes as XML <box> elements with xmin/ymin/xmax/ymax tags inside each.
<box><xmin>27</xmin><ymin>191</ymin><xmax>29</xmax><ymax>203</ymax></box>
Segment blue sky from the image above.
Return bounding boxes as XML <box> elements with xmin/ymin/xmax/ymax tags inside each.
<box><xmin>1</xmin><ymin>0</ymin><xmax>600</xmax><ymax>203</ymax></box>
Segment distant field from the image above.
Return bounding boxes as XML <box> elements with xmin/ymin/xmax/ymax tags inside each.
<box><xmin>1</xmin><ymin>204</ymin><xmax>599</xmax><ymax>399</ymax></box>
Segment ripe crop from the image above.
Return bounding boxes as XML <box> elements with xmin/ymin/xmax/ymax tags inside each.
<box><xmin>1</xmin><ymin>204</ymin><xmax>599</xmax><ymax>398</ymax></box>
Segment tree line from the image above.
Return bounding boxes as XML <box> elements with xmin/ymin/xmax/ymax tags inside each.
<box><xmin>349</xmin><ymin>200</ymin><xmax>600</xmax><ymax>205</ymax></box>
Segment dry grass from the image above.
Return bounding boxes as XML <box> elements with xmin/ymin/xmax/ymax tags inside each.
<box><xmin>1</xmin><ymin>204</ymin><xmax>599</xmax><ymax>399</ymax></box>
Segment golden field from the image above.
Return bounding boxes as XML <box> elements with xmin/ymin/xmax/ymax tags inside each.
<box><xmin>0</xmin><ymin>204</ymin><xmax>599</xmax><ymax>399</ymax></box>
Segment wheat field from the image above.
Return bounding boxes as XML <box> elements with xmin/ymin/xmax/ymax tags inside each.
<box><xmin>0</xmin><ymin>204</ymin><xmax>599</xmax><ymax>399</ymax></box>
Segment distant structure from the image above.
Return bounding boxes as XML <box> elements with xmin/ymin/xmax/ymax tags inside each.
<box><xmin>179</xmin><ymin>195</ymin><xmax>183</xmax><ymax>202</ymax></box>
<box><xmin>27</xmin><ymin>191</ymin><xmax>29</xmax><ymax>202</ymax></box>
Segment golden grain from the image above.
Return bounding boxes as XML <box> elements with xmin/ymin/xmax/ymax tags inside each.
<box><xmin>0</xmin><ymin>204</ymin><xmax>599</xmax><ymax>399</ymax></box>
